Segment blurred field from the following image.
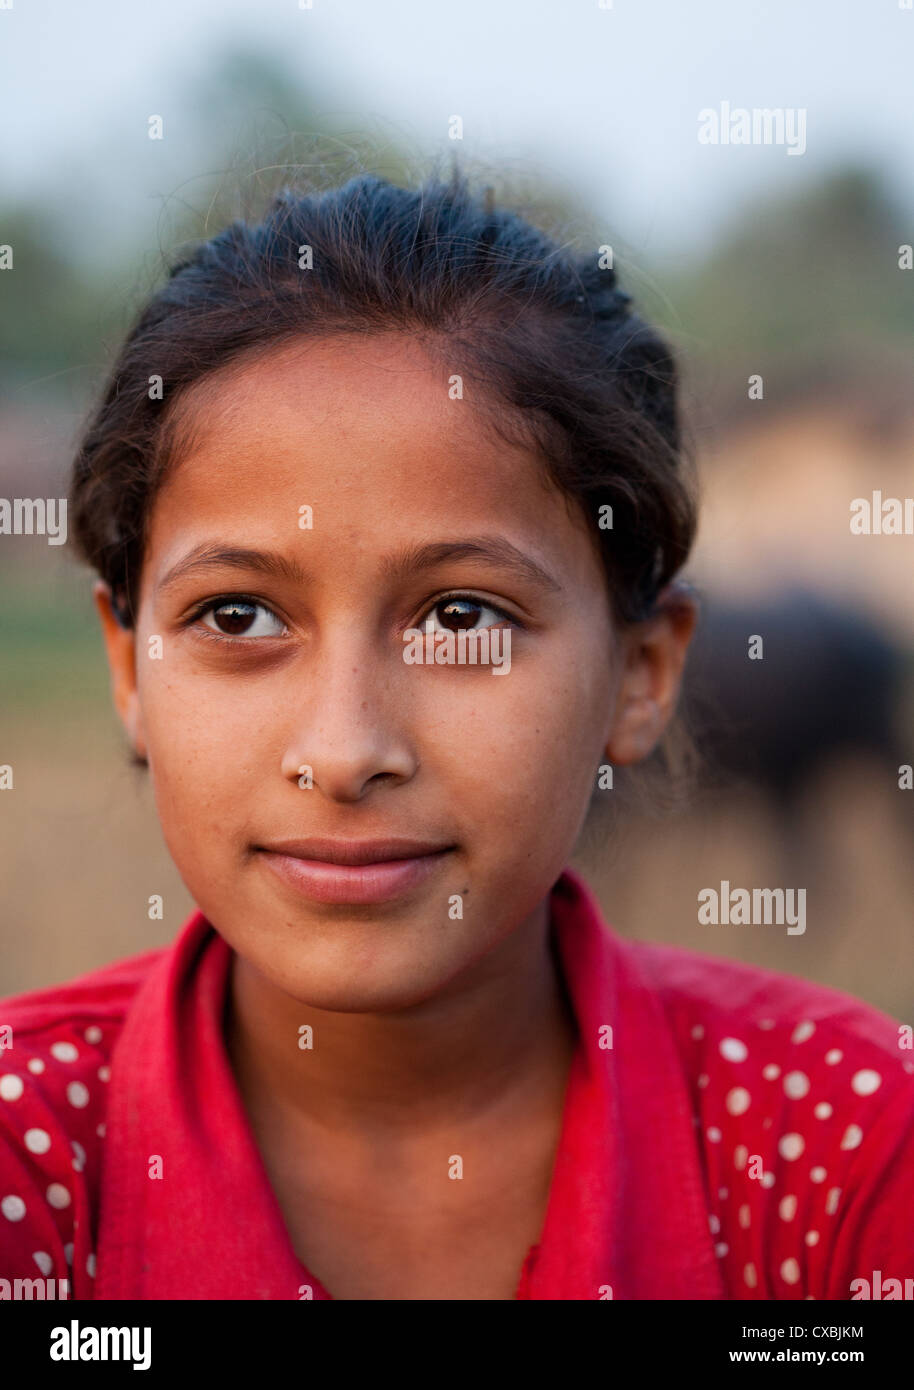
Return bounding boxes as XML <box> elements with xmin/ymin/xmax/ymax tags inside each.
<box><xmin>580</xmin><ymin>761</ymin><xmax>914</xmax><ymax>1023</ymax></box>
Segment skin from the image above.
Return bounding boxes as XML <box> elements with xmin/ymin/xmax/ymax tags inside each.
<box><xmin>95</xmin><ymin>330</ymin><xmax>697</xmax><ymax>1297</ymax></box>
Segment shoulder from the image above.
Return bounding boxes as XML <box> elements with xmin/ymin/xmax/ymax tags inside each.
<box><xmin>622</xmin><ymin>938</ymin><xmax>914</xmax><ymax>1299</ymax></box>
<box><xmin>0</xmin><ymin>943</ymin><xmax>168</xmax><ymax>1299</ymax></box>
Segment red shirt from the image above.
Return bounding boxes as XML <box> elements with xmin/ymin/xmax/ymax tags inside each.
<box><xmin>1</xmin><ymin>868</ymin><xmax>912</xmax><ymax>1300</ymax></box>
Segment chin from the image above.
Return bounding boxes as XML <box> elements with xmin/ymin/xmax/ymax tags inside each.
<box><xmin>275</xmin><ymin>966</ymin><xmax>444</xmax><ymax>1015</ymax></box>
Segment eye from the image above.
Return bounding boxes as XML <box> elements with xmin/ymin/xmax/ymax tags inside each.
<box><xmin>196</xmin><ymin>598</ymin><xmax>287</xmax><ymax>639</ymax></box>
<box><xmin>420</xmin><ymin>593</ymin><xmax>517</xmax><ymax>634</ymax></box>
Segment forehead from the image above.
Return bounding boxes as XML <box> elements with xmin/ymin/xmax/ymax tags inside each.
<box><xmin>146</xmin><ymin>332</ymin><xmax>600</xmax><ymax>588</ymax></box>
<box><xmin>161</xmin><ymin>331</ymin><xmax>539</xmax><ymax>486</ymax></box>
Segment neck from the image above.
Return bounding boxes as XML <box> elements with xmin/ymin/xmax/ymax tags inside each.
<box><xmin>225</xmin><ymin>895</ymin><xmax>579</xmax><ymax>1145</ymax></box>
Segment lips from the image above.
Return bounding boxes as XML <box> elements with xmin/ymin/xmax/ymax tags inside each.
<box><xmin>254</xmin><ymin>837</ymin><xmax>456</xmax><ymax>905</ymax></box>
<box><xmin>257</xmin><ymin>837</ymin><xmax>454</xmax><ymax>866</ymax></box>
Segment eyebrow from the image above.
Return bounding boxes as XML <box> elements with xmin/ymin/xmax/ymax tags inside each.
<box><xmin>157</xmin><ymin>536</ymin><xmax>563</xmax><ymax>596</ymax></box>
<box><xmin>381</xmin><ymin>537</ymin><xmax>563</xmax><ymax>594</ymax></box>
<box><xmin>158</xmin><ymin>545</ymin><xmax>309</xmax><ymax>595</ymax></box>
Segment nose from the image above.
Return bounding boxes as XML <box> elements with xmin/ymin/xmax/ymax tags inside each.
<box><xmin>279</xmin><ymin>636</ymin><xmax>418</xmax><ymax>802</ymax></box>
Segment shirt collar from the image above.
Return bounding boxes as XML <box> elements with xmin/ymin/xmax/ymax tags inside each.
<box><xmin>96</xmin><ymin>868</ymin><xmax>723</xmax><ymax>1299</ymax></box>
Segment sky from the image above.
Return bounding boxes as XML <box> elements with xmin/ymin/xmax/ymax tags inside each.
<box><xmin>1</xmin><ymin>0</ymin><xmax>912</xmax><ymax>266</ymax></box>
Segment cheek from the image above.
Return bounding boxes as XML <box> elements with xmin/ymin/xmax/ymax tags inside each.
<box><xmin>429</xmin><ymin>655</ymin><xmax>609</xmax><ymax>839</ymax></box>
<box><xmin>135</xmin><ymin>660</ymin><xmax>265</xmax><ymax>850</ymax></box>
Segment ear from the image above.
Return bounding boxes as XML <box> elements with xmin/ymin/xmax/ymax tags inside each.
<box><xmin>93</xmin><ymin>581</ymin><xmax>148</xmax><ymax>761</ymax></box>
<box><xmin>605</xmin><ymin>582</ymin><xmax>699</xmax><ymax>766</ymax></box>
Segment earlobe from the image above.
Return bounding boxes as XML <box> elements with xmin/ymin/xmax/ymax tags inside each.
<box><xmin>603</xmin><ymin>584</ymin><xmax>699</xmax><ymax>766</ymax></box>
<box><xmin>605</xmin><ymin>691</ymin><xmax>664</xmax><ymax>766</ymax></box>
<box><xmin>93</xmin><ymin>581</ymin><xmax>148</xmax><ymax>760</ymax></box>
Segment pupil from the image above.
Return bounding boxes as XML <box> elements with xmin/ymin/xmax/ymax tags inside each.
<box><xmin>215</xmin><ymin>602</ymin><xmax>256</xmax><ymax>635</ymax></box>
<box><xmin>439</xmin><ymin>599</ymin><xmax>481</xmax><ymax>632</ymax></box>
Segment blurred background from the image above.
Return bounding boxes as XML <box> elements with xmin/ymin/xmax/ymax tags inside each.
<box><xmin>1</xmin><ymin>0</ymin><xmax>912</xmax><ymax>1017</ymax></box>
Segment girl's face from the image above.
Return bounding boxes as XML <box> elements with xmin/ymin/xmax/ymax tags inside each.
<box><xmin>97</xmin><ymin>332</ymin><xmax>694</xmax><ymax>1010</ymax></box>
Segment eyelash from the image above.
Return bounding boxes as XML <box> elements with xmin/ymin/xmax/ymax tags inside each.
<box><xmin>183</xmin><ymin>591</ymin><xmax>523</xmax><ymax>645</ymax></box>
<box><xmin>183</xmin><ymin>594</ymin><xmax>286</xmax><ymax>645</ymax></box>
<box><xmin>418</xmin><ymin>592</ymin><xmax>520</xmax><ymax>631</ymax></box>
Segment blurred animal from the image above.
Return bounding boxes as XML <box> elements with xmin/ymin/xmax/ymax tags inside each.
<box><xmin>682</xmin><ymin>588</ymin><xmax>910</xmax><ymax>805</ymax></box>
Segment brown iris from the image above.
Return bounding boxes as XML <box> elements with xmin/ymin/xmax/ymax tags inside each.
<box><xmin>211</xmin><ymin>601</ymin><xmax>258</xmax><ymax>635</ymax></box>
<box><xmin>437</xmin><ymin>599</ymin><xmax>483</xmax><ymax>632</ymax></box>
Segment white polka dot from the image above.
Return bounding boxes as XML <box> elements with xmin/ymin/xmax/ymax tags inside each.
<box><xmin>697</xmin><ymin>1073</ymin><xmax>709</xmax><ymax>1089</ymax></box>
<box><xmin>66</xmin><ymin>1081</ymin><xmax>89</xmax><ymax>1109</ymax></box>
<box><xmin>714</xmin><ymin>1242</ymin><xmax>728</xmax><ymax>1257</ymax></box>
<box><xmin>0</xmin><ymin>1074</ymin><xmax>24</xmax><ymax>1101</ymax></box>
<box><xmin>761</xmin><ymin>1171</ymin><xmax>776</xmax><ymax>1188</ymax></box>
<box><xmin>851</xmin><ymin>1069</ymin><xmax>882</xmax><ymax>1096</ymax></box>
<box><xmin>779</xmin><ymin>1194</ymin><xmax>798</xmax><ymax>1221</ymax></box>
<box><xmin>762</xmin><ymin>1064</ymin><xmax>780</xmax><ymax>1080</ymax></box>
<box><xmin>24</xmin><ymin>1128</ymin><xmax>51</xmax><ymax>1155</ymax></box>
<box><xmin>738</xmin><ymin>1203</ymin><xmax>751</xmax><ymax>1229</ymax></box>
<box><xmin>84</xmin><ymin>1026</ymin><xmax>103</xmax><ymax>1045</ymax></box>
<box><xmin>87</xmin><ymin>1252</ymin><xmax>97</xmax><ymax>1277</ymax></box>
<box><xmin>778</xmin><ymin>1132</ymin><xmax>805</xmax><ymax>1161</ymax></box>
<box><xmin>98</xmin><ymin>1066</ymin><xmax>111</xmax><ymax>1083</ymax></box>
<box><xmin>64</xmin><ymin>1243</ymin><xmax>73</xmax><ymax>1264</ymax></box>
<box><xmin>46</xmin><ymin>1183</ymin><xmax>70</xmax><ymax>1209</ymax></box>
<box><xmin>791</xmin><ymin>1021</ymin><xmax>815</xmax><ymax>1044</ymax></box>
<box><xmin>825</xmin><ymin>1048</ymin><xmax>843</xmax><ymax>1065</ymax></box>
<box><xmin>744</xmin><ymin>1261</ymin><xmax>758</xmax><ymax>1287</ymax></box>
<box><xmin>71</xmin><ymin>1141</ymin><xmax>86</xmax><ymax>1172</ymax></box>
<box><xmin>691</xmin><ymin>1024</ymin><xmax>704</xmax><ymax>1040</ymax></box>
<box><xmin>762</xmin><ymin>1117</ymin><xmax>773</xmax><ymax>1129</ymax></box>
<box><xmin>758</xmin><ymin>1019</ymin><xmax>775</xmax><ymax>1030</ymax></box>
<box><xmin>840</xmin><ymin>1124</ymin><xmax>863</xmax><ymax>1151</ymax></box>
<box><xmin>718</xmin><ymin>1187</ymin><xmax>729</xmax><ymax>1200</ymax></box>
<box><xmin>813</xmin><ymin>1102</ymin><xmax>832</xmax><ymax>1119</ymax></box>
<box><xmin>51</xmin><ymin>1042</ymin><xmax>78</xmax><ymax>1063</ymax></box>
<box><xmin>734</xmin><ymin>1144</ymin><xmax>748</xmax><ymax>1170</ymax></box>
<box><xmin>707</xmin><ymin>1126</ymin><xmax>722</xmax><ymax>1143</ymax></box>
<box><xmin>810</xmin><ymin>1166</ymin><xmax>827</xmax><ymax>1183</ymax></box>
<box><xmin>783</xmin><ymin>1071</ymin><xmax>809</xmax><ymax>1099</ymax></box>
<box><xmin>720</xmin><ymin>1037</ymin><xmax>748</xmax><ymax>1063</ymax></box>
<box><xmin>27</xmin><ymin>1058</ymin><xmax>45</xmax><ymax>1075</ymax></box>
<box><xmin>825</xmin><ymin>1187</ymin><xmax>841</xmax><ymax>1214</ymax></box>
<box><xmin>726</xmin><ymin>1087</ymin><xmax>751</xmax><ymax>1115</ymax></box>
<box><xmin>2</xmin><ymin>1194</ymin><xmax>26</xmax><ymax>1221</ymax></box>
<box><xmin>805</xmin><ymin>1230</ymin><xmax>819</xmax><ymax>1246</ymax></box>
<box><xmin>781</xmin><ymin>1257</ymin><xmax>800</xmax><ymax>1284</ymax></box>
<box><xmin>708</xmin><ymin>1213</ymin><xmax>720</xmax><ymax>1234</ymax></box>
<box><xmin>32</xmin><ymin>1251</ymin><xmax>53</xmax><ymax>1275</ymax></box>
<box><xmin>96</xmin><ymin>1123</ymin><xmax>106</xmax><ymax>1138</ymax></box>
<box><xmin>903</xmin><ymin>1061</ymin><xmax>914</xmax><ymax>1075</ymax></box>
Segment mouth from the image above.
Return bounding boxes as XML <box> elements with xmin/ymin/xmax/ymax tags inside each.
<box><xmin>253</xmin><ymin>838</ymin><xmax>457</xmax><ymax>906</ymax></box>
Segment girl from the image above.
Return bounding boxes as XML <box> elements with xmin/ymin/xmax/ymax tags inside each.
<box><xmin>1</xmin><ymin>168</ymin><xmax>912</xmax><ymax>1301</ymax></box>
